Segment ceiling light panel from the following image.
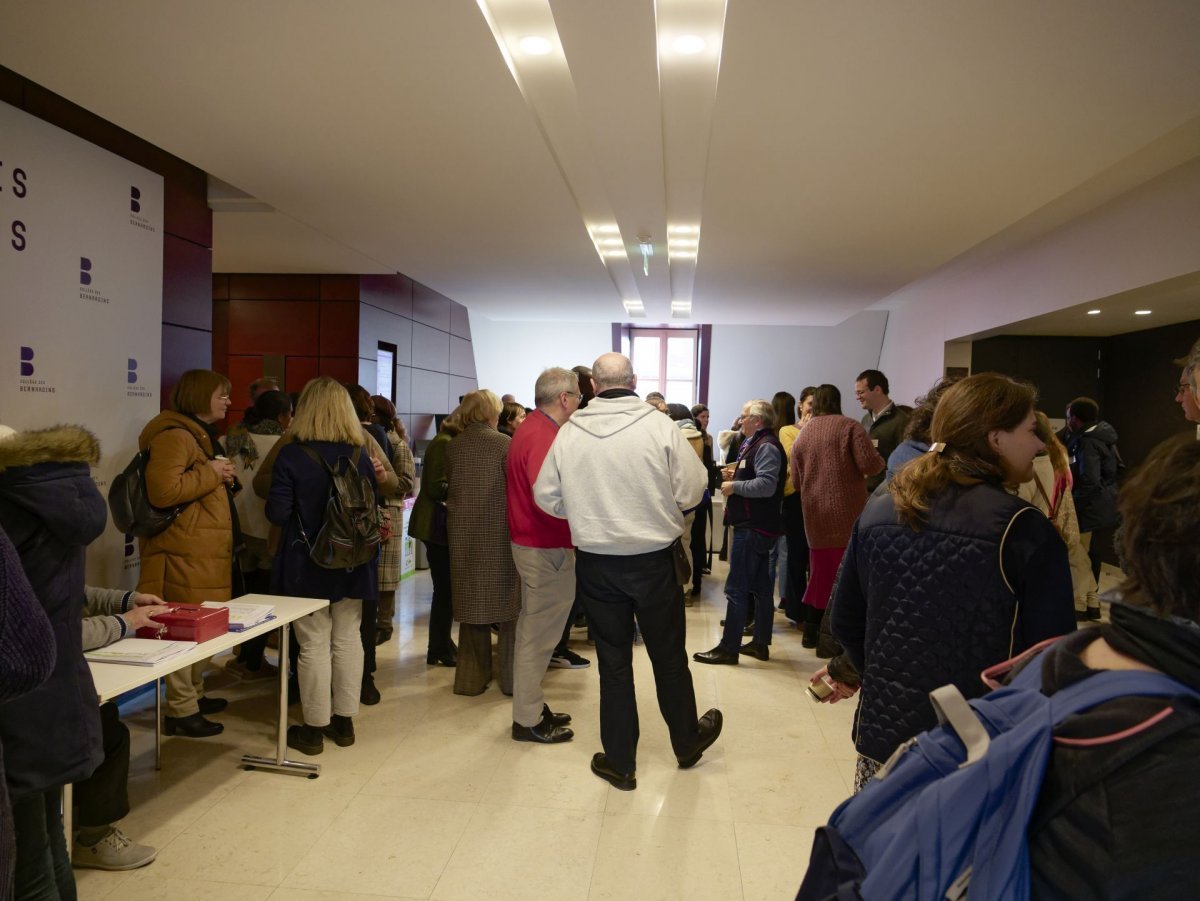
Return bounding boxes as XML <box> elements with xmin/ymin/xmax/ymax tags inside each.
<box><xmin>656</xmin><ymin>0</ymin><xmax>728</xmax><ymax>319</ymax></box>
<box><xmin>477</xmin><ymin>0</ymin><xmax>641</xmax><ymax>315</ymax></box>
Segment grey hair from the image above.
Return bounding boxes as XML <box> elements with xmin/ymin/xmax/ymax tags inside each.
<box><xmin>743</xmin><ymin>399</ymin><xmax>774</xmax><ymax>429</ymax></box>
<box><xmin>592</xmin><ymin>353</ymin><xmax>635</xmax><ymax>390</ymax></box>
<box><xmin>534</xmin><ymin>367</ymin><xmax>579</xmax><ymax>407</ymax></box>
<box><xmin>1179</xmin><ymin>338</ymin><xmax>1200</xmax><ymax>390</ymax></box>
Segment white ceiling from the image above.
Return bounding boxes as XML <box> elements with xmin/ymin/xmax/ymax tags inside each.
<box><xmin>2</xmin><ymin>0</ymin><xmax>1200</xmax><ymax>326</ymax></box>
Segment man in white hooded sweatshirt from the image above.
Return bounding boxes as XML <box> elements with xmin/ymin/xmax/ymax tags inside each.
<box><xmin>534</xmin><ymin>353</ymin><xmax>722</xmax><ymax>790</ymax></box>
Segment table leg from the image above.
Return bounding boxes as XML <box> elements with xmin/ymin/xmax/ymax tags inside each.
<box><xmin>240</xmin><ymin>623</ymin><xmax>320</xmax><ymax>778</ymax></box>
<box><xmin>155</xmin><ymin>676</ymin><xmax>162</xmax><ymax>771</ymax></box>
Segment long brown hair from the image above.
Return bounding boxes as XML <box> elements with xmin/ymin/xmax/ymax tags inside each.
<box><xmin>1033</xmin><ymin>411</ymin><xmax>1068</xmax><ymax>476</ymax></box>
<box><xmin>890</xmin><ymin>373</ymin><xmax>1037</xmax><ymax>529</ymax></box>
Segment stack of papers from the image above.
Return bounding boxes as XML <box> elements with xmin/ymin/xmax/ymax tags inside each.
<box><xmin>201</xmin><ymin>601</ymin><xmax>276</xmax><ymax>632</ymax></box>
<box><xmin>85</xmin><ymin>638</ymin><xmax>197</xmax><ymax>666</ymax></box>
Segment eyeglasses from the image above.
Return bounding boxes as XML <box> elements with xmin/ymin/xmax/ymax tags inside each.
<box><xmin>217</xmin><ymin>395</ymin><xmax>231</xmax><ymax>401</ymax></box>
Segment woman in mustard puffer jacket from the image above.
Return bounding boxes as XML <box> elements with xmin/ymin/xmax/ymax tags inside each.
<box><xmin>137</xmin><ymin>369</ymin><xmax>239</xmax><ymax>737</ymax></box>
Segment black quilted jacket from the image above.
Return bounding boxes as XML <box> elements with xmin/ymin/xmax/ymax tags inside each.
<box><xmin>830</xmin><ymin>482</ymin><xmax>1075</xmax><ymax>763</ymax></box>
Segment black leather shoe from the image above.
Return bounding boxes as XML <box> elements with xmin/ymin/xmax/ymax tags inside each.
<box><xmin>543</xmin><ymin>704</ymin><xmax>571</xmax><ymax>726</ymax></box>
<box><xmin>591</xmin><ymin>752</ymin><xmax>636</xmax><ymax>791</ymax></box>
<box><xmin>693</xmin><ymin>645</ymin><xmax>739</xmax><ymax>665</ymax></box>
<box><xmin>678</xmin><ymin>708</ymin><xmax>723</xmax><ymax>769</ymax></box>
<box><xmin>427</xmin><ymin>648</ymin><xmax>457</xmax><ymax>667</ymax></box>
<box><xmin>287</xmin><ymin>723</ymin><xmax>324</xmax><ymax>756</ymax></box>
<box><xmin>360</xmin><ymin>676</ymin><xmax>381</xmax><ymax>706</ymax></box>
<box><xmin>197</xmin><ymin>696</ymin><xmax>227</xmax><ymax>715</ymax></box>
<box><xmin>739</xmin><ymin>641</ymin><xmax>769</xmax><ymax>661</ymax></box>
<box><xmin>512</xmin><ymin>716</ymin><xmax>574</xmax><ymax>744</ymax></box>
<box><xmin>742</xmin><ymin>624</ymin><xmax>756</xmax><ymax>637</ymax></box>
<box><xmin>375</xmin><ymin>629</ymin><xmax>393</xmax><ymax>646</ymax></box>
<box><xmin>321</xmin><ymin>714</ymin><xmax>356</xmax><ymax>747</ymax></box>
<box><xmin>163</xmin><ymin>713</ymin><xmax>223</xmax><ymax>738</ymax></box>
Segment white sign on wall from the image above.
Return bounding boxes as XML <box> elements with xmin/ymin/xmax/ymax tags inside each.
<box><xmin>0</xmin><ymin>100</ymin><xmax>164</xmax><ymax>589</ymax></box>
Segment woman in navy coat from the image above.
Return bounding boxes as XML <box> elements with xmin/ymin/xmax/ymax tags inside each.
<box><xmin>267</xmin><ymin>378</ymin><xmax>380</xmax><ymax>756</ymax></box>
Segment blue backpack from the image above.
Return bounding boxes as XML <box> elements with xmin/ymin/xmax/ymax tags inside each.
<box><xmin>797</xmin><ymin>639</ymin><xmax>1200</xmax><ymax>901</ymax></box>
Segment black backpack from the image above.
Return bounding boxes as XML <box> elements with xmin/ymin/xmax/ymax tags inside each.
<box><xmin>295</xmin><ymin>443</ymin><xmax>381</xmax><ymax>570</ymax></box>
<box><xmin>108</xmin><ymin>447</ymin><xmax>188</xmax><ymax>538</ymax></box>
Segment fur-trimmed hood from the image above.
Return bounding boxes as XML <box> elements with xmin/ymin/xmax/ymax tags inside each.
<box><xmin>0</xmin><ymin>425</ymin><xmax>107</xmax><ymax>549</ymax></box>
<box><xmin>0</xmin><ymin>424</ymin><xmax>101</xmax><ymax>473</ymax></box>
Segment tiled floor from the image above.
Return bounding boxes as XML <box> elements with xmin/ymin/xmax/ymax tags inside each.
<box><xmin>75</xmin><ymin>559</ymin><xmax>1120</xmax><ymax>900</ymax></box>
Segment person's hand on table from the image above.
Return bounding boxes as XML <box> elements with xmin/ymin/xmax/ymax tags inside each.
<box><xmin>120</xmin><ymin>605</ymin><xmax>167</xmax><ymax>632</ymax></box>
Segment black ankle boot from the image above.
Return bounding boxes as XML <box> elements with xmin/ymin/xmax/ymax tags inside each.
<box><xmin>163</xmin><ymin>712</ymin><xmax>223</xmax><ymax>738</ymax></box>
<box><xmin>287</xmin><ymin>723</ymin><xmax>324</xmax><ymax>755</ymax></box>
<box><xmin>322</xmin><ymin>714</ymin><xmax>355</xmax><ymax>747</ymax></box>
<box><xmin>802</xmin><ymin>621</ymin><xmax>818</xmax><ymax>649</ymax></box>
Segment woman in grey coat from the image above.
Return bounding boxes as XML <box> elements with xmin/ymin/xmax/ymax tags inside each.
<box><xmin>447</xmin><ymin>390</ymin><xmax>521</xmax><ymax>695</ymax></box>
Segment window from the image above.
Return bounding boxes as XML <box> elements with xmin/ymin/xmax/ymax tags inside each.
<box><xmin>376</xmin><ymin>341</ymin><xmax>397</xmax><ymax>403</ymax></box>
<box><xmin>629</xmin><ymin>328</ymin><xmax>699</xmax><ymax>405</ymax></box>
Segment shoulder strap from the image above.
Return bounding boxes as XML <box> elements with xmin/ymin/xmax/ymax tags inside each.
<box><xmin>295</xmin><ymin>442</ymin><xmax>336</xmax><ymax>476</ymax></box>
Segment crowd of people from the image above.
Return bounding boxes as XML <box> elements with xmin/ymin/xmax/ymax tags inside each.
<box><xmin>1</xmin><ymin>335</ymin><xmax>1198</xmax><ymax>896</ymax></box>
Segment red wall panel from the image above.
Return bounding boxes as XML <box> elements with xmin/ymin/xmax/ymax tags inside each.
<box><xmin>320</xmin><ymin>300</ymin><xmax>359</xmax><ymax>357</ymax></box>
<box><xmin>226</xmin><ymin>355</ymin><xmax>270</xmax><ymax>411</ymax></box>
<box><xmin>318</xmin><ymin>357</ymin><xmax>359</xmax><ymax>384</ymax></box>
<box><xmin>228</xmin><ymin>274</ymin><xmax>320</xmax><ymax>301</ymax></box>
<box><xmin>285</xmin><ymin>356</ymin><xmax>320</xmax><ymax>393</ymax></box>
<box><xmin>320</xmin><ymin>276</ymin><xmax>359</xmax><ymax>301</ymax></box>
<box><xmin>228</xmin><ymin>300</ymin><xmax>320</xmax><ymax>355</ymax></box>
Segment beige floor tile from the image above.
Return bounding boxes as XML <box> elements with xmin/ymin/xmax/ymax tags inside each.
<box><xmin>73</xmin><ymin>868</ymin><xmax>129</xmax><ymax>900</ymax></box>
<box><xmin>432</xmin><ymin>803</ymin><xmax>603</xmax><ymax>901</ymax></box>
<box><xmin>95</xmin><ymin>871</ymin><xmax>275</xmax><ymax>900</ymax></box>
<box><xmin>601</xmin><ymin>756</ymin><xmax>734</xmax><ymax>821</ymax></box>
<box><xmin>268</xmin><ymin>888</ymin><xmax>424</xmax><ymax>901</ymax></box>
<box><xmin>149</xmin><ymin>778</ymin><xmax>353</xmax><ymax>886</ymax></box>
<box><xmin>482</xmin><ymin>742</ymin><xmax>610</xmax><ymax>812</ymax></box>
<box><xmin>363</xmin><ymin>728</ymin><xmax>509</xmax><ymax>802</ymax></box>
<box><xmin>734</xmin><ymin>821</ymin><xmax>814</xmax><ymax>900</ymax></box>
<box><xmin>282</xmin><ymin>795</ymin><xmax>475</xmax><ymax>898</ymax></box>
<box><xmin>588</xmin><ymin>813</ymin><xmax>743</xmax><ymax>901</ymax></box>
<box><xmin>726</xmin><ymin>749</ymin><xmax>853</xmax><ymax>828</ymax></box>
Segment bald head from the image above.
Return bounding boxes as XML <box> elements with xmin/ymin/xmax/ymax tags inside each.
<box><xmin>592</xmin><ymin>353</ymin><xmax>635</xmax><ymax>391</ymax></box>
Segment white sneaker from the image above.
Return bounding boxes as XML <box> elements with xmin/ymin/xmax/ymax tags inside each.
<box><xmin>72</xmin><ymin>827</ymin><xmax>157</xmax><ymax>871</ymax></box>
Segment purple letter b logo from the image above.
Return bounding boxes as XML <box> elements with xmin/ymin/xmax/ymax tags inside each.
<box><xmin>130</xmin><ymin>186</ymin><xmax>141</xmax><ymax>214</ymax></box>
<box><xmin>80</xmin><ymin>257</ymin><xmax>93</xmax><ymax>286</ymax></box>
<box><xmin>20</xmin><ymin>346</ymin><xmax>34</xmax><ymax>377</ymax></box>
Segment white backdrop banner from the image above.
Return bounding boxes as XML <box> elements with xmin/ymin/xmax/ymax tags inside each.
<box><xmin>0</xmin><ymin>100</ymin><xmax>164</xmax><ymax>589</ymax></box>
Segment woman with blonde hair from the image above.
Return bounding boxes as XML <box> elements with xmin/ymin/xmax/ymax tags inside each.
<box><xmin>369</xmin><ymin>395</ymin><xmax>415</xmax><ymax>645</ymax></box>
<box><xmin>266</xmin><ymin>377</ymin><xmax>379</xmax><ymax>755</ymax></box>
<box><xmin>138</xmin><ymin>368</ymin><xmax>238</xmax><ymax>737</ymax></box>
<box><xmin>820</xmin><ymin>373</ymin><xmax>1076</xmax><ymax>790</ymax></box>
<box><xmin>446</xmin><ymin>389</ymin><xmax>522</xmax><ymax>695</ymax></box>
<box><xmin>409</xmin><ymin>410</ymin><xmax>462</xmax><ymax>666</ymax></box>
<box><xmin>1018</xmin><ymin>411</ymin><xmax>1100</xmax><ymax>620</ymax></box>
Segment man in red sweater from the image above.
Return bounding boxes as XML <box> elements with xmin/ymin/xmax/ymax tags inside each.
<box><xmin>507</xmin><ymin>367</ymin><xmax>583</xmax><ymax>743</ymax></box>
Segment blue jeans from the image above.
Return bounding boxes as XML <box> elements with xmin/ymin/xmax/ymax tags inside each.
<box><xmin>720</xmin><ymin>528</ymin><xmax>776</xmax><ymax>650</ymax></box>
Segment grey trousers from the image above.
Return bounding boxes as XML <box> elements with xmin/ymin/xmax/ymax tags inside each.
<box><xmin>455</xmin><ymin>621</ymin><xmax>516</xmax><ymax>696</ymax></box>
<box><xmin>511</xmin><ymin>544</ymin><xmax>576</xmax><ymax>726</ymax></box>
<box><xmin>293</xmin><ymin>599</ymin><xmax>364</xmax><ymax>726</ymax></box>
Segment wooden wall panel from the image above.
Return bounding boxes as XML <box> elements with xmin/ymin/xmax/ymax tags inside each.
<box><xmin>318</xmin><ymin>357</ymin><xmax>359</xmax><ymax>384</ymax></box>
<box><xmin>162</xmin><ymin>324</ymin><xmax>213</xmax><ymax>403</ymax></box>
<box><xmin>320</xmin><ymin>300</ymin><xmax>360</xmax><ymax>357</ymax></box>
<box><xmin>285</xmin><ymin>356</ymin><xmax>320</xmax><ymax>393</ymax></box>
<box><xmin>226</xmin><ymin>355</ymin><xmax>269</xmax><ymax>411</ymax></box>
<box><xmin>163</xmin><ymin>234</ymin><xmax>212</xmax><ymax>331</ymax></box>
<box><xmin>320</xmin><ymin>276</ymin><xmax>359</xmax><ymax>301</ymax></box>
<box><xmin>228</xmin><ymin>274</ymin><xmax>320</xmax><ymax>301</ymax></box>
<box><xmin>211</xmin><ymin>301</ymin><xmax>230</xmax><ymax>377</ymax></box>
<box><xmin>228</xmin><ymin>300</ymin><xmax>320</xmax><ymax>355</ymax></box>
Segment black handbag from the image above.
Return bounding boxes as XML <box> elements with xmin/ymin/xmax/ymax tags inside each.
<box><xmin>108</xmin><ymin>448</ymin><xmax>188</xmax><ymax>538</ymax></box>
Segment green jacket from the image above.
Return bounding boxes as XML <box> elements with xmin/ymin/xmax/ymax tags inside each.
<box><xmin>409</xmin><ymin>430</ymin><xmax>451</xmax><ymax>543</ymax></box>
<box><xmin>862</xmin><ymin>403</ymin><xmax>912</xmax><ymax>493</ymax></box>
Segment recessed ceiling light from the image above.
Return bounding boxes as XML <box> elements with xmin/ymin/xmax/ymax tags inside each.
<box><xmin>673</xmin><ymin>35</ymin><xmax>706</xmax><ymax>54</ymax></box>
<box><xmin>518</xmin><ymin>35</ymin><xmax>553</xmax><ymax>55</ymax></box>
<box><xmin>1086</xmin><ymin>310</ymin><xmax>1101</xmax><ymax>315</ymax></box>
<box><xmin>1135</xmin><ymin>309</ymin><xmax>1152</xmax><ymax>315</ymax></box>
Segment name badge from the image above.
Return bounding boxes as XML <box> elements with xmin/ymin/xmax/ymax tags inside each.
<box><xmin>737</xmin><ymin>459</ymin><xmax>746</xmax><ymax>470</ymax></box>
<box><xmin>872</xmin><ymin>439</ymin><xmax>879</xmax><ymax>448</ymax></box>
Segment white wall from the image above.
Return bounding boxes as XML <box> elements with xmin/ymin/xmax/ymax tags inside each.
<box><xmin>470</xmin><ymin>316</ymin><xmax>613</xmax><ymax>405</ymax></box>
<box><xmin>470</xmin><ymin>310</ymin><xmax>891</xmax><ymax>424</ymax></box>
<box><xmin>706</xmin><ymin>311</ymin><xmax>890</xmax><ymax>427</ymax></box>
<box><xmin>877</xmin><ymin>157</ymin><xmax>1200</xmax><ymax>404</ymax></box>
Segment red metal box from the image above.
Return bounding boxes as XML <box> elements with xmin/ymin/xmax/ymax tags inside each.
<box><xmin>136</xmin><ymin>603</ymin><xmax>230</xmax><ymax>643</ymax></box>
